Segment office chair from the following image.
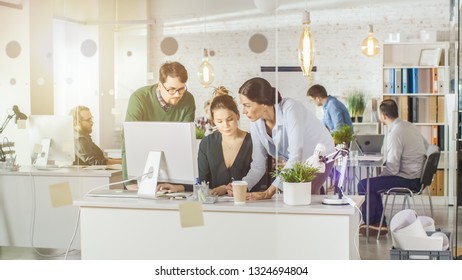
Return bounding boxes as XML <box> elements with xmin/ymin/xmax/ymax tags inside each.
<box><xmin>376</xmin><ymin>144</ymin><xmax>440</xmax><ymax>239</ymax></box>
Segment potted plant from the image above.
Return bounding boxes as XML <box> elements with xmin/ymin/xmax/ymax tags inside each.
<box><xmin>355</xmin><ymin>93</ymin><xmax>366</xmax><ymax>122</ymax></box>
<box><xmin>272</xmin><ymin>161</ymin><xmax>319</xmax><ymax>205</ymax></box>
<box><xmin>346</xmin><ymin>90</ymin><xmax>366</xmax><ymax>122</ymax></box>
<box><xmin>331</xmin><ymin>124</ymin><xmax>355</xmax><ymax>147</ymax></box>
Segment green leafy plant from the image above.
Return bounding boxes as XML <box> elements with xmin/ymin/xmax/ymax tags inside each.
<box><xmin>271</xmin><ymin>161</ymin><xmax>319</xmax><ymax>183</ymax></box>
<box><xmin>331</xmin><ymin>124</ymin><xmax>355</xmax><ymax>146</ymax></box>
<box><xmin>346</xmin><ymin>90</ymin><xmax>366</xmax><ymax>118</ymax></box>
<box><xmin>195</xmin><ymin>126</ymin><xmax>205</xmax><ymax>139</ymax></box>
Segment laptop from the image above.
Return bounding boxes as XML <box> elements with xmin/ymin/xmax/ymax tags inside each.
<box><xmin>351</xmin><ymin>134</ymin><xmax>384</xmax><ymax>155</ymax></box>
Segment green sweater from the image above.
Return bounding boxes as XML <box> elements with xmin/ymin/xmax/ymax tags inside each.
<box><xmin>122</xmin><ymin>84</ymin><xmax>196</xmax><ymax>180</ymax></box>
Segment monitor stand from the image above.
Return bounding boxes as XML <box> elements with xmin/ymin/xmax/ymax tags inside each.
<box><xmin>137</xmin><ymin>151</ymin><xmax>161</xmax><ymax>199</ymax></box>
<box><xmin>34</xmin><ymin>138</ymin><xmax>52</xmax><ymax>168</ymax></box>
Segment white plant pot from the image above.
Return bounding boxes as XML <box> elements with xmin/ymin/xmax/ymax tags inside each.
<box><xmin>283</xmin><ymin>182</ymin><xmax>312</xmax><ymax>205</ymax></box>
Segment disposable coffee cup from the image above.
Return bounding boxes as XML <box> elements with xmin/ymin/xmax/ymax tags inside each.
<box><xmin>232</xmin><ymin>181</ymin><xmax>248</xmax><ymax>204</ymax></box>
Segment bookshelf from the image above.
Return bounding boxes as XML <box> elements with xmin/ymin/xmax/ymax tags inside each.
<box><xmin>382</xmin><ymin>41</ymin><xmax>451</xmax><ymax>198</ymax></box>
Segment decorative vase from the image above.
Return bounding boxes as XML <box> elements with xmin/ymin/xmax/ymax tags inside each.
<box><xmin>283</xmin><ymin>182</ymin><xmax>312</xmax><ymax>205</ymax></box>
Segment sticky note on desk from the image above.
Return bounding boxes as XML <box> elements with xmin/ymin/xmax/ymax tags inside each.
<box><xmin>49</xmin><ymin>181</ymin><xmax>73</xmax><ymax>208</ymax></box>
<box><xmin>179</xmin><ymin>202</ymin><xmax>204</xmax><ymax>228</ymax></box>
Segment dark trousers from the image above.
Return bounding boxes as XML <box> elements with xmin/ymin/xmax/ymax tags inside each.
<box><xmin>357</xmin><ymin>176</ymin><xmax>420</xmax><ymax>225</ymax></box>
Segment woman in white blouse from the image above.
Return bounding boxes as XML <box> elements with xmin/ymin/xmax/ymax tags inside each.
<box><xmin>236</xmin><ymin>77</ymin><xmax>335</xmax><ymax>200</ymax></box>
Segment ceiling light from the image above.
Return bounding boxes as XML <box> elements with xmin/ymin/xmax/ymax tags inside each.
<box><xmin>297</xmin><ymin>10</ymin><xmax>315</xmax><ymax>77</ymax></box>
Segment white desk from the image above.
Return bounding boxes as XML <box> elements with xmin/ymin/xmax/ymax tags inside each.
<box><xmin>0</xmin><ymin>166</ymin><xmax>122</xmax><ymax>249</ymax></box>
<box><xmin>75</xmin><ymin>195</ymin><xmax>364</xmax><ymax>260</ymax></box>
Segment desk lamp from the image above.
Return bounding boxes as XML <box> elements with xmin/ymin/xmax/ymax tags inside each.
<box><xmin>0</xmin><ymin>105</ymin><xmax>27</xmax><ymax>162</ymax></box>
<box><xmin>306</xmin><ymin>143</ymin><xmax>351</xmax><ymax>205</ymax></box>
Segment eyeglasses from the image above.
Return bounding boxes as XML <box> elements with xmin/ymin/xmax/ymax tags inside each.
<box><xmin>80</xmin><ymin>117</ymin><xmax>93</xmax><ymax>122</ymax></box>
<box><xmin>160</xmin><ymin>82</ymin><xmax>187</xmax><ymax>96</ymax></box>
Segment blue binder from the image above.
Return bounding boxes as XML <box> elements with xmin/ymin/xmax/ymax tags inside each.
<box><xmin>401</xmin><ymin>68</ymin><xmax>408</xmax><ymax>93</ymax></box>
<box><xmin>389</xmin><ymin>68</ymin><xmax>395</xmax><ymax>94</ymax></box>
<box><xmin>409</xmin><ymin>68</ymin><xmax>419</xmax><ymax>93</ymax></box>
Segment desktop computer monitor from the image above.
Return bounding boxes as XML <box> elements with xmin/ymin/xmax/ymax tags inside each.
<box><xmin>123</xmin><ymin>121</ymin><xmax>198</xmax><ymax>185</ymax></box>
<box><xmin>28</xmin><ymin>115</ymin><xmax>75</xmax><ymax>167</ymax></box>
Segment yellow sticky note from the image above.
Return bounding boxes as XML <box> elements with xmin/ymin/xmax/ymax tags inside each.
<box><xmin>179</xmin><ymin>202</ymin><xmax>204</xmax><ymax>228</ymax></box>
<box><xmin>17</xmin><ymin>119</ymin><xmax>27</xmax><ymax>129</ymax></box>
<box><xmin>49</xmin><ymin>182</ymin><xmax>73</xmax><ymax>208</ymax></box>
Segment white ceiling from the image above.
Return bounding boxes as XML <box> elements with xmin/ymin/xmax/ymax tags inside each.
<box><xmin>0</xmin><ymin>0</ymin><xmax>427</xmax><ymax>23</ymax></box>
<box><xmin>150</xmin><ymin>0</ymin><xmax>423</xmax><ymax>23</ymax></box>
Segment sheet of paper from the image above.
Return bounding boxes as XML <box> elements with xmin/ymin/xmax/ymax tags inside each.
<box><xmin>17</xmin><ymin>119</ymin><xmax>26</xmax><ymax>129</ymax></box>
<box><xmin>49</xmin><ymin>181</ymin><xmax>73</xmax><ymax>208</ymax></box>
<box><xmin>179</xmin><ymin>202</ymin><xmax>204</xmax><ymax>228</ymax></box>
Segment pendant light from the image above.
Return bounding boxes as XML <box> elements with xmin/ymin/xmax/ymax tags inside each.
<box><xmin>297</xmin><ymin>10</ymin><xmax>315</xmax><ymax>77</ymax></box>
<box><xmin>361</xmin><ymin>24</ymin><xmax>380</xmax><ymax>57</ymax></box>
<box><xmin>198</xmin><ymin>48</ymin><xmax>214</xmax><ymax>88</ymax></box>
<box><xmin>361</xmin><ymin>1</ymin><xmax>379</xmax><ymax>57</ymax></box>
<box><xmin>198</xmin><ymin>0</ymin><xmax>214</xmax><ymax>88</ymax></box>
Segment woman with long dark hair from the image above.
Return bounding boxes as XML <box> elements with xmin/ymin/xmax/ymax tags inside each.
<box><xmin>237</xmin><ymin>77</ymin><xmax>335</xmax><ymax>200</ymax></box>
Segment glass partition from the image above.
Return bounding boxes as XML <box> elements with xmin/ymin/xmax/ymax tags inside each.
<box><xmin>0</xmin><ymin>0</ymin><xmax>459</xmax><ymax>261</ymax></box>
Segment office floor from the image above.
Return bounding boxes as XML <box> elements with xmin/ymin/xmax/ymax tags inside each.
<box><xmin>1</xmin><ymin>204</ymin><xmax>461</xmax><ymax>260</ymax></box>
<box><xmin>359</xmin><ymin>204</ymin><xmax>462</xmax><ymax>260</ymax></box>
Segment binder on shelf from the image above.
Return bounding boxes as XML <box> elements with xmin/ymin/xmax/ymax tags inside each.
<box><xmin>409</xmin><ymin>97</ymin><xmax>418</xmax><ymax>122</ymax></box>
<box><xmin>398</xmin><ymin>96</ymin><xmax>409</xmax><ymax>121</ymax></box>
<box><xmin>401</xmin><ymin>68</ymin><xmax>408</xmax><ymax>93</ymax></box>
<box><xmin>428</xmin><ymin>97</ymin><xmax>437</xmax><ymax>123</ymax></box>
<box><xmin>436</xmin><ymin>169</ymin><xmax>444</xmax><ymax>196</ymax></box>
<box><xmin>416</xmin><ymin>98</ymin><xmax>427</xmax><ymax>123</ymax></box>
<box><xmin>394</xmin><ymin>68</ymin><xmax>402</xmax><ymax>93</ymax></box>
<box><xmin>383</xmin><ymin>69</ymin><xmax>390</xmax><ymax>93</ymax></box>
<box><xmin>389</xmin><ymin>68</ymin><xmax>395</xmax><ymax>94</ymax></box>
<box><xmin>429</xmin><ymin>174</ymin><xmax>437</xmax><ymax>196</ymax></box>
<box><xmin>410</xmin><ymin>97</ymin><xmax>418</xmax><ymax>122</ymax></box>
<box><xmin>418</xmin><ymin>68</ymin><xmax>431</xmax><ymax>94</ymax></box>
<box><xmin>437</xmin><ymin>68</ymin><xmax>445</xmax><ymax>93</ymax></box>
<box><xmin>409</xmin><ymin>68</ymin><xmax>419</xmax><ymax>93</ymax></box>
<box><xmin>431</xmin><ymin>68</ymin><xmax>438</xmax><ymax>94</ymax></box>
<box><xmin>437</xmin><ymin>96</ymin><xmax>445</xmax><ymax>123</ymax></box>
<box><xmin>431</xmin><ymin>125</ymin><xmax>439</xmax><ymax>146</ymax></box>
<box><xmin>437</xmin><ymin>124</ymin><xmax>445</xmax><ymax>151</ymax></box>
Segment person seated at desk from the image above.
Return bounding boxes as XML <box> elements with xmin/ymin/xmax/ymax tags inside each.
<box><xmin>161</xmin><ymin>86</ymin><xmax>267</xmax><ymax>194</ymax></box>
<box><xmin>70</xmin><ymin>105</ymin><xmax>121</xmax><ymax>166</ymax></box>
<box><xmin>357</xmin><ymin>99</ymin><xmax>428</xmax><ymax>236</ymax></box>
<box><xmin>233</xmin><ymin>77</ymin><xmax>335</xmax><ymax>200</ymax></box>
<box><xmin>199</xmin><ymin>87</ymin><xmax>267</xmax><ymax>195</ymax></box>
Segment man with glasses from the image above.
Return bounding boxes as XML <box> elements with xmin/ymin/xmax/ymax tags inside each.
<box><xmin>122</xmin><ymin>61</ymin><xmax>196</xmax><ymax>184</ymax></box>
<box><xmin>70</xmin><ymin>105</ymin><xmax>121</xmax><ymax>166</ymax></box>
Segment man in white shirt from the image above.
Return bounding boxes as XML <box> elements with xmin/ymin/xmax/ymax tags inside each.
<box><xmin>358</xmin><ymin>99</ymin><xmax>428</xmax><ymax>235</ymax></box>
